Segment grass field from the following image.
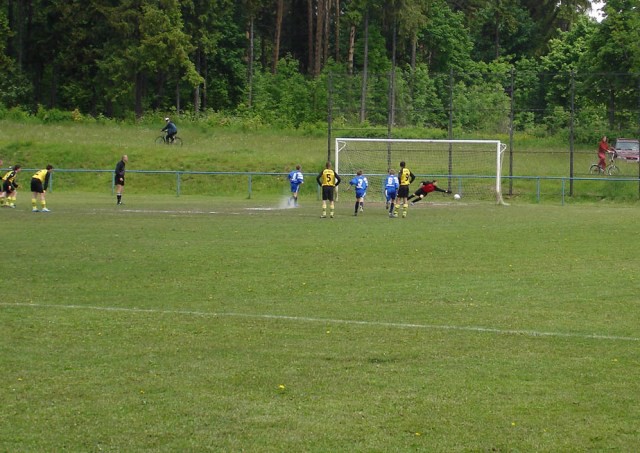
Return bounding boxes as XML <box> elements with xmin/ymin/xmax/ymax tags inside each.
<box><xmin>2</xmin><ymin>193</ymin><xmax>639</xmax><ymax>451</ymax></box>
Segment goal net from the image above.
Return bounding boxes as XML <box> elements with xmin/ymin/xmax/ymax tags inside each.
<box><xmin>335</xmin><ymin>138</ymin><xmax>507</xmax><ymax>204</ymax></box>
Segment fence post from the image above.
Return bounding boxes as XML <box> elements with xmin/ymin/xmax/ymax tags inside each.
<box><xmin>569</xmin><ymin>70</ymin><xmax>575</xmax><ymax>197</ymax></box>
<box><xmin>327</xmin><ymin>73</ymin><xmax>333</xmax><ymax>162</ymax></box>
<box><xmin>448</xmin><ymin>69</ymin><xmax>454</xmax><ymax>141</ymax></box>
<box><xmin>248</xmin><ymin>174</ymin><xmax>252</xmax><ymax>199</ymax></box>
<box><xmin>176</xmin><ymin>172</ymin><xmax>181</xmax><ymax>197</ymax></box>
<box><xmin>508</xmin><ymin>68</ymin><xmax>515</xmax><ymax>196</ymax></box>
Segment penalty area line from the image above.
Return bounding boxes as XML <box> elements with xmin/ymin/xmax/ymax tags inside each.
<box><xmin>2</xmin><ymin>302</ymin><xmax>639</xmax><ymax>343</ymax></box>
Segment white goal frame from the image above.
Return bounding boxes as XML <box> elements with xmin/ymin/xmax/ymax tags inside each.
<box><xmin>335</xmin><ymin>138</ymin><xmax>508</xmax><ymax>205</ymax></box>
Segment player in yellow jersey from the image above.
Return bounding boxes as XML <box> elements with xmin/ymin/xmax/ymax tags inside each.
<box><xmin>316</xmin><ymin>161</ymin><xmax>341</xmax><ymax>218</ymax></box>
<box><xmin>395</xmin><ymin>161</ymin><xmax>415</xmax><ymax>218</ymax></box>
<box><xmin>1</xmin><ymin>165</ymin><xmax>21</xmax><ymax>208</ymax></box>
<box><xmin>31</xmin><ymin>165</ymin><xmax>54</xmax><ymax>212</ymax></box>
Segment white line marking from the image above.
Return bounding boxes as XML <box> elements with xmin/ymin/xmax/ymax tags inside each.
<box><xmin>118</xmin><ymin>209</ymin><xmax>219</xmax><ymax>214</ymax></box>
<box><xmin>2</xmin><ymin>302</ymin><xmax>638</xmax><ymax>342</ymax></box>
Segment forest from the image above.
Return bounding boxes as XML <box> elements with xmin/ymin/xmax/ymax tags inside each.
<box><xmin>0</xmin><ymin>0</ymin><xmax>639</xmax><ymax>136</ymax></box>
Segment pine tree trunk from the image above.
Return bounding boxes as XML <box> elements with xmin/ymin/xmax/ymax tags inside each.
<box><xmin>313</xmin><ymin>0</ymin><xmax>325</xmax><ymax>76</ymax></box>
<box><xmin>334</xmin><ymin>0</ymin><xmax>340</xmax><ymax>61</ymax></box>
<box><xmin>273</xmin><ymin>0</ymin><xmax>284</xmax><ymax>73</ymax></box>
<box><xmin>347</xmin><ymin>24</ymin><xmax>355</xmax><ymax>75</ymax></box>
<box><xmin>307</xmin><ymin>0</ymin><xmax>314</xmax><ymax>73</ymax></box>
<box><xmin>194</xmin><ymin>48</ymin><xmax>201</xmax><ymax>114</ymax></box>
<box><xmin>135</xmin><ymin>71</ymin><xmax>144</xmax><ymax>120</ymax></box>
<box><xmin>359</xmin><ymin>10</ymin><xmax>369</xmax><ymax>123</ymax></box>
<box><xmin>248</xmin><ymin>16</ymin><xmax>254</xmax><ymax>107</ymax></box>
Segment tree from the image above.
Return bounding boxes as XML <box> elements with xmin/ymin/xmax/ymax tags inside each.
<box><xmin>580</xmin><ymin>0</ymin><xmax>640</xmax><ymax>128</ymax></box>
<box><xmin>95</xmin><ymin>0</ymin><xmax>201</xmax><ymax>118</ymax></box>
<box><xmin>418</xmin><ymin>0</ymin><xmax>473</xmax><ymax>73</ymax></box>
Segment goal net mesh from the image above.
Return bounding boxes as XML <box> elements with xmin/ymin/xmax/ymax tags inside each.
<box><xmin>335</xmin><ymin>138</ymin><xmax>506</xmax><ymax>204</ymax></box>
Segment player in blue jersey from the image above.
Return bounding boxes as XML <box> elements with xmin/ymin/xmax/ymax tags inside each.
<box><xmin>348</xmin><ymin>170</ymin><xmax>368</xmax><ymax>216</ymax></box>
<box><xmin>384</xmin><ymin>169</ymin><xmax>399</xmax><ymax>218</ymax></box>
<box><xmin>288</xmin><ymin>165</ymin><xmax>304</xmax><ymax>207</ymax></box>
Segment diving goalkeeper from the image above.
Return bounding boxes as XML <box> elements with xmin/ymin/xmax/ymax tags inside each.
<box><xmin>408</xmin><ymin>180</ymin><xmax>451</xmax><ymax>204</ymax></box>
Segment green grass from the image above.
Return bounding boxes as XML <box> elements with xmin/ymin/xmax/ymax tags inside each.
<box><xmin>2</xmin><ymin>193</ymin><xmax>640</xmax><ymax>451</ymax></box>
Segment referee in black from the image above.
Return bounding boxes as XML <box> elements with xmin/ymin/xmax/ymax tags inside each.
<box><xmin>115</xmin><ymin>154</ymin><xmax>128</xmax><ymax>205</ymax></box>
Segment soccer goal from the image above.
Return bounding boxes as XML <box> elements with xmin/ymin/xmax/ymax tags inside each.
<box><xmin>335</xmin><ymin>138</ymin><xmax>508</xmax><ymax>205</ymax></box>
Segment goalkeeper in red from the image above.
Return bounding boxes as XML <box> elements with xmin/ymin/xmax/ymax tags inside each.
<box><xmin>408</xmin><ymin>180</ymin><xmax>451</xmax><ymax>204</ymax></box>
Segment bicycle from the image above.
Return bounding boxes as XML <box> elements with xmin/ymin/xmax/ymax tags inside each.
<box><xmin>155</xmin><ymin>133</ymin><xmax>183</xmax><ymax>146</ymax></box>
<box><xmin>589</xmin><ymin>151</ymin><xmax>619</xmax><ymax>176</ymax></box>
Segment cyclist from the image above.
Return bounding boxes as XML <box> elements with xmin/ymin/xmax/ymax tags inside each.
<box><xmin>161</xmin><ymin>117</ymin><xmax>178</xmax><ymax>143</ymax></box>
<box><xmin>597</xmin><ymin>135</ymin><xmax>613</xmax><ymax>171</ymax></box>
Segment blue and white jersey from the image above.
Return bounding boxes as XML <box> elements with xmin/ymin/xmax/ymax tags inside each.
<box><xmin>288</xmin><ymin>169</ymin><xmax>304</xmax><ymax>191</ymax></box>
<box><xmin>384</xmin><ymin>174</ymin><xmax>399</xmax><ymax>200</ymax></box>
<box><xmin>349</xmin><ymin>175</ymin><xmax>368</xmax><ymax>198</ymax></box>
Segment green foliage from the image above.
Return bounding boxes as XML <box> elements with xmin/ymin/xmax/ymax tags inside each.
<box><xmin>417</xmin><ymin>0</ymin><xmax>474</xmax><ymax>73</ymax></box>
<box><xmin>452</xmin><ymin>81</ymin><xmax>511</xmax><ymax>132</ymax></box>
<box><xmin>399</xmin><ymin>63</ymin><xmax>445</xmax><ymax>128</ymax></box>
<box><xmin>250</xmin><ymin>56</ymin><xmax>322</xmax><ymax>128</ymax></box>
<box><xmin>543</xmin><ymin>106</ymin><xmax>570</xmax><ymax>135</ymax></box>
<box><xmin>0</xmin><ymin>65</ymin><xmax>33</xmax><ymax>108</ymax></box>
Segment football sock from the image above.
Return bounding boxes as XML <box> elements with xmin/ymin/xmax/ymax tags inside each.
<box><xmin>31</xmin><ymin>198</ymin><xmax>37</xmax><ymax>209</ymax></box>
<box><xmin>389</xmin><ymin>202</ymin><xmax>394</xmax><ymax>213</ymax></box>
<box><xmin>354</xmin><ymin>202</ymin><xmax>358</xmax><ymax>213</ymax></box>
<box><xmin>117</xmin><ymin>194</ymin><xmax>122</xmax><ymax>204</ymax></box>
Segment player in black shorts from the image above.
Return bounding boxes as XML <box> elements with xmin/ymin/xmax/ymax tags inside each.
<box><xmin>115</xmin><ymin>155</ymin><xmax>128</xmax><ymax>205</ymax></box>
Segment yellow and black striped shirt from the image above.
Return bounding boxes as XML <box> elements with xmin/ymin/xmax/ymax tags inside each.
<box><xmin>32</xmin><ymin>169</ymin><xmax>52</xmax><ymax>190</ymax></box>
<box><xmin>317</xmin><ymin>169</ymin><xmax>341</xmax><ymax>187</ymax></box>
<box><xmin>399</xmin><ymin>167</ymin><xmax>415</xmax><ymax>186</ymax></box>
<box><xmin>2</xmin><ymin>170</ymin><xmax>18</xmax><ymax>184</ymax></box>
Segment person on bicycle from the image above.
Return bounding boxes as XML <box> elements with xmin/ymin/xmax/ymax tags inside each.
<box><xmin>161</xmin><ymin>117</ymin><xmax>178</xmax><ymax>143</ymax></box>
<box><xmin>597</xmin><ymin>135</ymin><xmax>613</xmax><ymax>171</ymax></box>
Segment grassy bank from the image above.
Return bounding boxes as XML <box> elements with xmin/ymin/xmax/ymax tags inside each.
<box><xmin>1</xmin><ymin>119</ymin><xmax>638</xmax><ymax>203</ymax></box>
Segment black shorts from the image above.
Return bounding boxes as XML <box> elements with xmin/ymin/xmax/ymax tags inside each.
<box><xmin>321</xmin><ymin>186</ymin><xmax>335</xmax><ymax>201</ymax></box>
<box><xmin>398</xmin><ymin>185</ymin><xmax>410</xmax><ymax>198</ymax></box>
<box><xmin>2</xmin><ymin>181</ymin><xmax>15</xmax><ymax>193</ymax></box>
<box><xmin>31</xmin><ymin>178</ymin><xmax>44</xmax><ymax>193</ymax></box>
<box><xmin>115</xmin><ymin>176</ymin><xmax>125</xmax><ymax>186</ymax></box>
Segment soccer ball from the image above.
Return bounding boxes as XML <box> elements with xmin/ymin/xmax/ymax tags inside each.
<box><xmin>453</xmin><ymin>193</ymin><xmax>461</xmax><ymax>200</ymax></box>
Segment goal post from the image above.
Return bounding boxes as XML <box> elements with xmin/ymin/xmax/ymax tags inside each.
<box><xmin>335</xmin><ymin>138</ymin><xmax>508</xmax><ymax>205</ymax></box>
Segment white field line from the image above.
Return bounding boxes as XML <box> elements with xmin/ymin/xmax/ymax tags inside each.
<box><xmin>2</xmin><ymin>302</ymin><xmax>638</xmax><ymax>342</ymax></box>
